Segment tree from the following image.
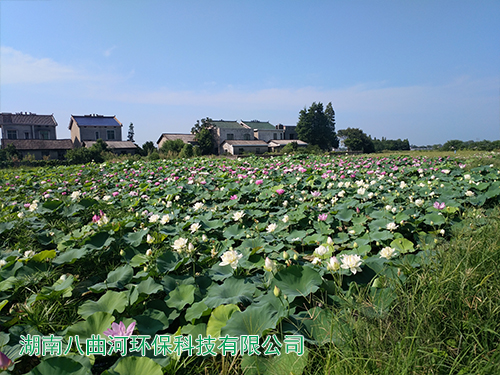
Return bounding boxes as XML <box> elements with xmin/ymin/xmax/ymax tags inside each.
<box><xmin>159</xmin><ymin>139</ymin><xmax>184</xmax><ymax>155</ymax></box>
<box><xmin>141</xmin><ymin>141</ymin><xmax>156</xmax><ymax>156</ymax></box>
<box><xmin>192</xmin><ymin>117</ymin><xmax>216</xmax><ymax>155</ymax></box>
<box><xmin>337</xmin><ymin>128</ymin><xmax>375</xmax><ymax>153</ymax></box>
<box><xmin>296</xmin><ymin>102</ymin><xmax>339</xmax><ymax>150</ymax></box>
<box><xmin>127</xmin><ymin>123</ymin><xmax>135</xmax><ymax>142</ymax></box>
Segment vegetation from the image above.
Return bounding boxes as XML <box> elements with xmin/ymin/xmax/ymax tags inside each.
<box><xmin>192</xmin><ymin>118</ymin><xmax>216</xmax><ymax>155</ymax></box>
<box><xmin>371</xmin><ymin>137</ymin><xmax>410</xmax><ymax>152</ymax></box>
<box><xmin>127</xmin><ymin>123</ymin><xmax>135</xmax><ymax>142</ymax></box>
<box><xmin>296</xmin><ymin>102</ymin><xmax>339</xmax><ymax>150</ymax></box>
<box><xmin>0</xmin><ymin>153</ymin><xmax>499</xmax><ymax>374</ymax></box>
<box><xmin>338</xmin><ymin>127</ymin><xmax>375</xmax><ymax>153</ymax></box>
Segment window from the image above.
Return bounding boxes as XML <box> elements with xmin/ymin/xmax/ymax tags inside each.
<box><xmin>107</xmin><ymin>130</ymin><xmax>115</xmax><ymax>140</ymax></box>
<box><xmin>289</xmin><ymin>134</ymin><xmax>295</xmax><ymax>140</ymax></box>
<box><xmin>7</xmin><ymin>130</ymin><xmax>17</xmax><ymax>139</ymax></box>
<box><xmin>244</xmin><ymin>134</ymin><xmax>250</xmax><ymax>140</ymax></box>
<box><xmin>40</xmin><ymin>131</ymin><xmax>49</xmax><ymax>140</ymax></box>
<box><xmin>25</xmin><ymin>132</ymin><xmax>30</xmax><ymax>139</ymax></box>
<box><xmin>95</xmin><ymin>131</ymin><xmax>100</xmax><ymax>140</ymax></box>
<box><xmin>280</xmin><ymin>133</ymin><xmax>283</xmax><ymax>140</ymax></box>
<box><xmin>227</xmin><ymin>133</ymin><xmax>234</xmax><ymax>140</ymax></box>
<box><xmin>273</xmin><ymin>133</ymin><xmax>277</xmax><ymax>140</ymax></box>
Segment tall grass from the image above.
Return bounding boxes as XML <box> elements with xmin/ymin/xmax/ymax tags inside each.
<box><xmin>307</xmin><ymin>206</ymin><xmax>500</xmax><ymax>375</ymax></box>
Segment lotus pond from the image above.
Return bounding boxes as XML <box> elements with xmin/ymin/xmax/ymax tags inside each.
<box><xmin>0</xmin><ymin>154</ymin><xmax>499</xmax><ymax>374</ymax></box>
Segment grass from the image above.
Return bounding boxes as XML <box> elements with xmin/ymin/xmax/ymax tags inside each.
<box><xmin>303</xmin><ymin>205</ymin><xmax>500</xmax><ymax>375</ymax></box>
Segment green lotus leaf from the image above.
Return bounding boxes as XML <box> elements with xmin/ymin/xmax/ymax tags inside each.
<box><xmin>335</xmin><ymin>208</ymin><xmax>353</xmax><ymax>222</ymax></box>
<box><xmin>133</xmin><ymin>308</ymin><xmax>177</xmax><ymax>336</ymax></box>
<box><xmin>271</xmin><ymin>265</ymin><xmax>322</xmax><ymax>302</ymax></box>
<box><xmin>165</xmin><ymin>284</ymin><xmax>196</xmax><ymax>310</ymax></box>
<box><xmin>123</xmin><ymin>229</ymin><xmax>148</xmax><ymax>247</ymax></box>
<box><xmin>390</xmin><ymin>238</ymin><xmax>415</xmax><ymax>254</ymax></box>
<box><xmin>53</xmin><ymin>248</ymin><xmax>89</xmax><ymax>265</ymax></box>
<box><xmin>185</xmin><ymin>301</ymin><xmax>211</xmax><ymax>322</ymax></box>
<box><xmin>206</xmin><ymin>304</ymin><xmax>240</xmax><ymax>338</ymax></box>
<box><xmin>157</xmin><ymin>251</ymin><xmax>182</xmax><ymax>273</ymax></box>
<box><xmin>221</xmin><ymin>302</ymin><xmax>278</xmax><ymax>337</ymax></box>
<box><xmin>83</xmin><ymin>232</ymin><xmax>114</xmax><ymax>250</ymax></box>
<box><xmin>103</xmin><ymin>356</ymin><xmax>163</xmax><ymax>375</ymax></box>
<box><xmin>25</xmin><ymin>357</ymin><xmax>92</xmax><ymax>375</ymax></box>
<box><xmin>67</xmin><ymin>312</ymin><xmax>115</xmax><ymax>341</ymax></box>
<box><xmin>203</xmin><ymin>278</ymin><xmax>256</xmax><ymax>308</ymax></box>
<box><xmin>423</xmin><ymin>212</ymin><xmax>446</xmax><ymax>226</ymax></box>
<box><xmin>223</xmin><ymin>224</ymin><xmax>246</xmax><ymax>239</ymax></box>
<box><xmin>78</xmin><ymin>290</ymin><xmax>128</xmax><ymax>318</ymax></box>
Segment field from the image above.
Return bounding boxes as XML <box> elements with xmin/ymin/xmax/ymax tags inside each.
<box><xmin>0</xmin><ymin>151</ymin><xmax>499</xmax><ymax>374</ymax></box>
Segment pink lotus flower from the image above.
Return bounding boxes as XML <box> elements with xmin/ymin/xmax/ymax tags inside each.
<box><xmin>103</xmin><ymin>321</ymin><xmax>136</xmax><ymax>339</ymax></box>
<box><xmin>318</xmin><ymin>213</ymin><xmax>328</xmax><ymax>221</ymax></box>
<box><xmin>433</xmin><ymin>202</ymin><xmax>446</xmax><ymax>210</ymax></box>
<box><xmin>92</xmin><ymin>214</ymin><xmax>100</xmax><ymax>223</ymax></box>
<box><xmin>255</xmin><ymin>179</ymin><xmax>263</xmax><ymax>185</ymax></box>
<box><xmin>230</xmin><ymin>195</ymin><xmax>238</xmax><ymax>200</ymax></box>
<box><xmin>0</xmin><ymin>351</ymin><xmax>12</xmax><ymax>370</ymax></box>
<box><xmin>112</xmin><ymin>192</ymin><xmax>119</xmax><ymax>197</ymax></box>
<box><xmin>276</xmin><ymin>189</ymin><xmax>285</xmax><ymax>195</ymax></box>
<box><xmin>311</xmin><ymin>191</ymin><xmax>321</xmax><ymax>197</ymax></box>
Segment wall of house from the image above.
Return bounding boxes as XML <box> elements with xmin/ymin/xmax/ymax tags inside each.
<box><xmin>222</xmin><ymin>144</ymin><xmax>269</xmax><ymax>155</ymax></box>
<box><xmin>70</xmin><ymin>120</ymin><xmax>81</xmax><ymax>146</ymax></box>
<box><xmin>79</xmin><ymin>126</ymin><xmax>122</xmax><ymax>142</ymax></box>
<box><xmin>216</xmin><ymin>127</ymin><xmax>254</xmax><ymax>153</ymax></box>
<box><xmin>2</xmin><ymin>125</ymin><xmax>57</xmax><ymax>140</ymax></box>
<box><xmin>254</xmin><ymin>129</ymin><xmax>284</xmax><ymax>142</ymax></box>
<box><xmin>18</xmin><ymin>149</ymin><xmax>67</xmax><ymax>161</ymax></box>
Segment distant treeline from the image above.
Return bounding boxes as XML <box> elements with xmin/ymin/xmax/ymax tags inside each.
<box><xmin>440</xmin><ymin>139</ymin><xmax>500</xmax><ymax>151</ymax></box>
<box><xmin>371</xmin><ymin>137</ymin><xmax>410</xmax><ymax>152</ymax></box>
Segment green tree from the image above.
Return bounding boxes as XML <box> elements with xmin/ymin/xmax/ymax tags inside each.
<box><xmin>337</xmin><ymin>128</ymin><xmax>375</xmax><ymax>153</ymax></box>
<box><xmin>441</xmin><ymin>139</ymin><xmax>464</xmax><ymax>151</ymax></box>
<box><xmin>127</xmin><ymin>123</ymin><xmax>135</xmax><ymax>142</ymax></box>
<box><xmin>296</xmin><ymin>102</ymin><xmax>339</xmax><ymax>150</ymax></box>
<box><xmin>192</xmin><ymin>117</ymin><xmax>216</xmax><ymax>155</ymax></box>
<box><xmin>179</xmin><ymin>143</ymin><xmax>194</xmax><ymax>158</ymax></box>
<box><xmin>159</xmin><ymin>139</ymin><xmax>184</xmax><ymax>155</ymax></box>
<box><xmin>141</xmin><ymin>141</ymin><xmax>156</xmax><ymax>156</ymax></box>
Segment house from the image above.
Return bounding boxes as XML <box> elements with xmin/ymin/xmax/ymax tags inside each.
<box><xmin>0</xmin><ymin>112</ymin><xmax>58</xmax><ymax>140</ymax></box>
<box><xmin>241</xmin><ymin>120</ymin><xmax>284</xmax><ymax>142</ymax></box>
<box><xmin>1</xmin><ymin>139</ymin><xmax>74</xmax><ymax>160</ymax></box>
<box><xmin>221</xmin><ymin>140</ymin><xmax>269</xmax><ymax>155</ymax></box>
<box><xmin>211</xmin><ymin>120</ymin><xmax>254</xmax><ymax>154</ymax></box>
<box><xmin>275</xmin><ymin>124</ymin><xmax>298</xmax><ymax>140</ymax></box>
<box><xmin>157</xmin><ymin>133</ymin><xmax>197</xmax><ymax>150</ymax></box>
<box><xmin>267</xmin><ymin>139</ymin><xmax>308</xmax><ymax>153</ymax></box>
<box><xmin>69</xmin><ymin>114</ymin><xmax>123</xmax><ymax>147</ymax></box>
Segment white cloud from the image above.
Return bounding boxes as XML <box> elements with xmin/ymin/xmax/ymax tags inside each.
<box><xmin>0</xmin><ymin>46</ymin><xmax>88</xmax><ymax>84</ymax></box>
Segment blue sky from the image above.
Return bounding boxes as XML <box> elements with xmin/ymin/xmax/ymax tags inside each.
<box><xmin>1</xmin><ymin>0</ymin><xmax>499</xmax><ymax>147</ymax></box>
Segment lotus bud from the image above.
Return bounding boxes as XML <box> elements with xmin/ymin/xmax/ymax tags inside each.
<box><xmin>273</xmin><ymin>286</ymin><xmax>281</xmax><ymax>297</ymax></box>
<box><xmin>282</xmin><ymin>251</ymin><xmax>289</xmax><ymax>260</ymax></box>
<box><xmin>293</xmin><ymin>253</ymin><xmax>299</xmax><ymax>261</ymax></box>
<box><xmin>119</xmin><ymin>249</ymin><xmax>125</xmax><ymax>256</ymax></box>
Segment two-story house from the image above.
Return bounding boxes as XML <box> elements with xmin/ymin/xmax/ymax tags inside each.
<box><xmin>0</xmin><ymin>112</ymin><xmax>74</xmax><ymax>160</ymax></box>
<box><xmin>69</xmin><ymin>114</ymin><xmax>137</xmax><ymax>154</ymax></box>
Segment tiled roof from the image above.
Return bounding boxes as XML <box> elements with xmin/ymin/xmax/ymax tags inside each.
<box><xmin>222</xmin><ymin>140</ymin><xmax>269</xmax><ymax>146</ymax></box>
<box><xmin>241</xmin><ymin>120</ymin><xmax>275</xmax><ymax>130</ymax></box>
<box><xmin>157</xmin><ymin>133</ymin><xmax>197</xmax><ymax>144</ymax></box>
<box><xmin>0</xmin><ymin>113</ymin><xmax>57</xmax><ymax>126</ymax></box>
<box><xmin>211</xmin><ymin>120</ymin><xmax>244</xmax><ymax>129</ymax></box>
<box><xmin>83</xmin><ymin>141</ymin><xmax>137</xmax><ymax>149</ymax></box>
<box><xmin>70</xmin><ymin>115</ymin><xmax>122</xmax><ymax>128</ymax></box>
<box><xmin>1</xmin><ymin>139</ymin><xmax>73</xmax><ymax>150</ymax></box>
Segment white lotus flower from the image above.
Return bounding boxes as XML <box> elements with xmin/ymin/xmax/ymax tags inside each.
<box><xmin>465</xmin><ymin>190</ymin><xmax>475</xmax><ymax>197</ymax></box>
<box><xmin>173</xmin><ymin>238</ymin><xmax>188</xmax><ymax>252</ymax></box>
<box><xmin>219</xmin><ymin>250</ymin><xmax>243</xmax><ymax>269</ymax></box>
<box><xmin>233</xmin><ymin>211</ymin><xmax>245</xmax><ymax>221</ymax></box>
<box><xmin>340</xmin><ymin>254</ymin><xmax>362</xmax><ymax>274</ymax></box>
<box><xmin>266</xmin><ymin>223</ymin><xmax>277</xmax><ymax>233</ymax></box>
<box><xmin>263</xmin><ymin>257</ymin><xmax>276</xmax><ymax>272</ymax></box>
<box><xmin>193</xmin><ymin>202</ymin><xmax>204</xmax><ymax>211</ymax></box>
<box><xmin>146</xmin><ymin>249</ymin><xmax>153</xmax><ymax>256</ymax></box>
<box><xmin>379</xmin><ymin>247</ymin><xmax>396</xmax><ymax>259</ymax></box>
<box><xmin>326</xmin><ymin>256</ymin><xmax>340</xmax><ymax>271</ymax></box>
<box><xmin>160</xmin><ymin>214</ymin><xmax>171</xmax><ymax>224</ymax></box>
<box><xmin>386</xmin><ymin>222</ymin><xmax>398</xmax><ymax>231</ymax></box>
<box><xmin>282</xmin><ymin>215</ymin><xmax>289</xmax><ymax>223</ymax></box>
<box><xmin>415</xmin><ymin>199</ymin><xmax>424</xmax><ymax>207</ymax></box>
<box><xmin>314</xmin><ymin>245</ymin><xmax>328</xmax><ymax>257</ymax></box>
<box><xmin>149</xmin><ymin>214</ymin><xmax>160</xmax><ymax>223</ymax></box>
<box><xmin>190</xmin><ymin>223</ymin><xmax>201</xmax><ymax>233</ymax></box>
